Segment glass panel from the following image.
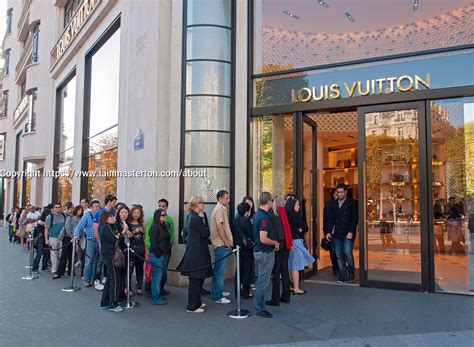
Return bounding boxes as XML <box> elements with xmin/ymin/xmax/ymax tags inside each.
<box><xmin>58</xmin><ymin>76</ymin><xmax>76</xmax><ymax>154</ymax></box>
<box><xmin>185</xmin><ymin>96</ymin><xmax>231</xmax><ymax>131</ymax></box>
<box><xmin>252</xmin><ymin>115</ymin><xmax>294</xmax><ymax>204</ymax></box>
<box><xmin>88</xmin><ymin>127</ymin><xmax>118</xmax><ymax>157</ymax></box>
<box><xmin>365</xmin><ymin>109</ymin><xmax>421</xmax><ymax>284</ymax></box>
<box><xmin>302</xmin><ymin>121</ymin><xmax>315</xmax><ymax>262</ymax></box>
<box><xmin>187</xmin><ymin>27</ymin><xmax>231</xmax><ymax>61</ymax></box>
<box><xmin>187</xmin><ymin>0</ymin><xmax>232</xmax><ymax>27</ymax></box>
<box><xmin>89</xmin><ymin>28</ymin><xmax>120</xmax><ymax>137</ymax></box>
<box><xmin>58</xmin><ymin>164</ymin><xmax>73</xmax><ymax>206</ymax></box>
<box><xmin>184</xmin><ymin>167</ymin><xmax>229</xmax><ymax>203</ymax></box>
<box><xmin>431</xmin><ymin>97</ymin><xmax>474</xmax><ymax>295</ymax></box>
<box><xmin>24</xmin><ymin>162</ymin><xmax>33</xmax><ymax>206</ymax></box>
<box><xmin>254</xmin><ymin>0</ymin><xmax>473</xmax><ymax>73</ymax></box>
<box><xmin>184</xmin><ymin>132</ymin><xmax>230</xmax><ymax>166</ymax></box>
<box><xmin>186</xmin><ymin>61</ymin><xmax>231</xmax><ymax>96</ymax></box>
<box><xmin>58</xmin><ymin>147</ymin><xmax>74</xmax><ymax>167</ymax></box>
<box><xmin>254</xmin><ymin>49</ymin><xmax>474</xmax><ymax>108</ymax></box>
<box><xmin>87</xmin><ymin>148</ymin><xmax>117</xmax><ymax>200</ymax></box>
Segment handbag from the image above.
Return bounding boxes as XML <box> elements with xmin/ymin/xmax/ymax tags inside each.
<box><xmin>321</xmin><ymin>238</ymin><xmax>331</xmax><ymax>251</ymax></box>
<box><xmin>109</xmin><ymin>225</ymin><xmax>126</xmax><ymax>269</ymax></box>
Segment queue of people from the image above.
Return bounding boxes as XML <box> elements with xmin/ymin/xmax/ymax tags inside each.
<box><xmin>7</xmin><ymin>189</ymin><xmax>321</xmax><ymax>318</ymax></box>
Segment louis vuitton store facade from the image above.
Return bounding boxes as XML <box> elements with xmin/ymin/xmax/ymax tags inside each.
<box><xmin>248</xmin><ymin>0</ymin><xmax>474</xmax><ymax>294</ymax></box>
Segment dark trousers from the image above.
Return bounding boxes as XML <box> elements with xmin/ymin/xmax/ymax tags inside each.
<box><xmin>130</xmin><ymin>255</ymin><xmax>145</xmax><ymax>290</ymax></box>
<box><xmin>187</xmin><ymin>277</ymin><xmax>205</xmax><ymax>311</ymax></box>
<box><xmin>33</xmin><ymin>236</ymin><xmax>50</xmax><ymax>271</ymax></box>
<box><xmin>8</xmin><ymin>225</ymin><xmax>15</xmax><ymax>242</ymax></box>
<box><xmin>57</xmin><ymin>236</ymin><xmax>73</xmax><ymax>276</ymax></box>
<box><xmin>271</xmin><ymin>245</ymin><xmax>291</xmax><ymax>303</ymax></box>
<box><xmin>330</xmin><ymin>237</ymin><xmax>338</xmax><ymax>271</ymax></box>
<box><xmin>101</xmin><ymin>257</ymin><xmax>123</xmax><ymax>308</ymax></box>
<box><xmin>234</xmin><ymin>248</ymin><xmax>253</xmax><ymax>297</ymax></box>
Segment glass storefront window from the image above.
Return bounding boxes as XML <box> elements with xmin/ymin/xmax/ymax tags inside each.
<box><xmin>252</xmin><ymin>114</ymin><xmax>294</xmax><ymax>205</ymax></box>
<box><xmin>254</xmin><ymin>1</ymin><xmax>473</xmax><ymax>73</ymax></box>
<box><xmin>84</xmin><ymin>26</ymin><xmax>120</xmax><ymax>198</ymax></box>
<box><xmin>431</xmin><ymin>97</ymin><xmax>474</xmax><ymax>294</ymax></box>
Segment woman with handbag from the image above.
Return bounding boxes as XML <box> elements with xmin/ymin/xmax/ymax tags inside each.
<box><xmin>114</xmin><ymin>205</ymin><xmax>132</xmax><ymax>300</ymax></box>
<box><xmin>177</xmin><ymin>196</ymin><xmax>212</xmax><ymax>313</ymax></box>
<box><xmin>99</xmin><ymin>210</ymin><xmax>126</xmax><ymax>312</ymax></box>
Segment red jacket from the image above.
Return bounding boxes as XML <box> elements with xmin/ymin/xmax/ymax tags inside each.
<box><xmin>277</xmin><ymin>207</ymin><xmax>293</xmax><ymax>251</ymax></box>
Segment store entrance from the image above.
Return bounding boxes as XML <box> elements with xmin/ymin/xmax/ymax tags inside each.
<box><xmin>301</xmin><ymin>110</ymin><xmax>360</xmax><ymax>282</ymax></box>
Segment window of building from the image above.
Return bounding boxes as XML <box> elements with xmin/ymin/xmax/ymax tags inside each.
<box><xmin>64</xmin><ymin>0</ymin><xmax>83</xmax><ymax>28</ymax></box>
<box><xmin>6</xmin><ymin>8</ymin><xmax>12</xmax><ymax>34</ymax></box>
<box><xmin>0</xmin><ymin>133</ymin><xmax>6</xmax><ymax>160</ymax></box>
<box><xmin>24</xmin><ymin>89</ymin><xmax>37</xmax><ymax>134</ymax></box>
<box><xmin>20</xmin><ymin>83</ymin><xmax>26</xmax><ymax>99</ymax></box>
<box><xmin>32</xmin><ymin>23</ymin><xmax>40</xmax><ymax>63</ymax></box>
<box><xmin>373</xmin><ymin>114</ymin><xmax>379</xmax><ymax>125</ymax></box>
<box><xmin>395</xmin><ymin>111</ymin><xmax>406</xmax><ymax>122</ymax></box>
<box><xmin>55</xmin><ymin>73</ymin><xmax>76</xmax><ymax>205</ymax></box>
<box><xmin>1</xmin><ymin>91</ymin><xmax>8</xmax><ymax>118</ymax></box>
<box><xmin>4</xmin><ymin>50</ymin><xmax>10</xmax><ymax>75</ymax></box>
<box><xmin>397</xmin><ymin>127</ymin><xmax>404</xmax><ymax>138</ymax></box>
<box><xmin>82</xmin><ymin>22</ymin><xmax>120</xmax><ymax>200</ymax></box>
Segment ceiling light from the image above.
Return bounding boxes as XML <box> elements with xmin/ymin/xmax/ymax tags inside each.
<box><xmin>345</xmin><ymin>12</ymin><xmax>355</xmax><ymax>22</ymax></box>
<box><xmin>283</xmin><ymin>10</ymin><xmax>300</xmax><ymax>19</ymax></box>
<box><xmin>317</xmin><ymin>0</ymin><xmax>330</xmax><ymax>8</ymax></box>
<box><xmin>413</xmin><ymin>0</ymin><xmax>419</xmax><ymax>11</ymax></box>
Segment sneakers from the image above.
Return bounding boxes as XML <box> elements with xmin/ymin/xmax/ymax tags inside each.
<box><xmin>222</xmin><ymin>292</ymin><xmax>230</xmax><ymax>297</ymax></box>
<box><xmin>32</xmin><ymin>270</ymin><xmax>39</xmax><ymax>274</ymax></box>
<box><xmin>336</xmin><ymin>279</ymin><xmax>345</xmax><ymax>284</ymax></box>
<box><xmin>83</xmin><ymin>281</ymin><xmax>92</xmax><ymax>288</ymax></box>
<box><xmin>186</xmin><ymin>308</ymin><xmax>205</xmax><ymax>313</ymax></box>
<box><xmin>214</xmin><ymin>297</ymin><xmax>231</xmax><ymax>304</ymax></box>
<box><xmin>256</xmin><ymin>310</ymin><xmax>273</xmax><ymax>318</ymax></box>
<box><xmin>200</xmin><ymin>303</ymin><xmax>207</xmax><ymax>309</ymax></box>
<box><xmin>152</xmin><ymin>300</ymin><xmax>167</xmax><ymax>305</ymax></box>
<box><xmin>100</xmin><ymin>305</ymin><xmax>110</xmax><ymax>310</ymax></box>
<box><xmin>265</xmin><ymin>300</ymin><xmax>280</xmax><ymax>307</ymax></box>
<box><xmin>108</xmin><ymin>306</ymin><xmax>124</xmax><ymax>313</ymax></box>
<box><xmin>101</xmin><ymin>277</ymin><xmax>106</xmax><ymax>284</ymax></box>
<box><xmin>160</xmin><ymin>289</ymin><xmax>170</xmax><ymax>296</ymax></box>
<box><xmin>347</xmin><ymin>274</ymin><xmax>356</xmax><ymax>283</ymax></box>
<box><xmin>94</xmin><ymin>279</ymin><xmax>104</xmax><ymax>291</ymax></box>
<box><xmin>74</xmin><ymin>261</ymin><xmax>82</xmax><ymax>267</ymax></box>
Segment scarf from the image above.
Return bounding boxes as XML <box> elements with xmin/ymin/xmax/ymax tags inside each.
<box><xmin>277</xmin><ymin>207</ymin><xmax>293</xmax><ymax>251</ymax></box>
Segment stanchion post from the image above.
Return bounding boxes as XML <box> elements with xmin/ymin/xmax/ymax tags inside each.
<box><xmin>62</xmin><ymin>239</ymin><xmax>81</xmax><ymax>292</ymax></box>
<box><xmin>228</xmin><ymin>246</ymin><xmax>250</xmax><ymax>319</ymax></box>
<box><xmin>22</xmin><ymin>234</ymin><xmax>38</xmax><ymax>280</ymax></box>
<box><xmin>123</xmin><ymin>236</ymin><xmax>135</xmax><ymax>309</ymax></box>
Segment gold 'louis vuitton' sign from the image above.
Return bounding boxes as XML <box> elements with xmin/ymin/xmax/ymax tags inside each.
<box><xmin>291</xmin><ymin>73</ymin><xmax>430</xmax><ymax>103</ymax></box>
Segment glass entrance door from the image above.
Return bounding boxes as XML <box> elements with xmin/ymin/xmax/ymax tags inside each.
<box><xmin>302</xmin><ymin>116</ymin><xmax>317</xmax><ymax>271</ymax></box>
<box><xmin>358</xmin><ymin>102</ymin><xmax>428</xmax><ymax>290</ymax></box>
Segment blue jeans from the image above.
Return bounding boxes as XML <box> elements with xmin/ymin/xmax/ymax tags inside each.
<box><xmin>150</xmin><ymin>253</ymin><xmax>168</xmax><ymax>304</ymax></box>
<box><xmin>160</xmin><ymin>255</ymin><xmax>171</xmax><ymax>290</ymax></box>
<box><xmin>211</xmin><ymin>246</ymin><xmax>229</xmax><ymax>301</ymax></box>
<box><xmin>83</xmin><ymin>240</ymin><xmax>98</xmax><ymax>284</ymax></box>
<box><xmin>333</xmin><ymin>237</ymin><xmax>355</xmax><ymax>281</ymax></box>
<box><xmin>253</xmin><ymin>251</ymin><xmax>275</xmax><ymax>313</ymax></box>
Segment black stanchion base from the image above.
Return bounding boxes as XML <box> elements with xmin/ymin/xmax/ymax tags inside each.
<box><xmin>228</xmin><ymin>309</ymin><xmax>251</xmax><ymax>319</ymax></box>
<box><xmin>22</xmin><ymin>275</ymin><xmax>38</xmax><ymax>280</ymax></box>
<box><xmin>62</xmin><ymin>286</ymin><xmax>81</xmax><ymax>293</ymax></box>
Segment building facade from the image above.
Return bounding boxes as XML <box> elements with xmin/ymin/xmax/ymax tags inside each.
<box><xmin>1</xmin><ymin>0</ymin><xmax>473</xmax><ymax>293</ymax></box>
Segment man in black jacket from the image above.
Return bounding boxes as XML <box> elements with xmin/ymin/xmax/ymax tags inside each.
<box><xmin>325</xmin><ymin>184</ymin><xmax>358</xmax><ymax>283</ymax></box>
<box><xmin>323</xmin><ymin>190</ymin><xmax>338</xmax><ymax>275</ymax></box>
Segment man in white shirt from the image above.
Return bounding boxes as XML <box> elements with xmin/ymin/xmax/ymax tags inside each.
<box><xmin>27</xmin><ymin>206</ymin><xmax>41</xmax><ymax>227</ymax></box>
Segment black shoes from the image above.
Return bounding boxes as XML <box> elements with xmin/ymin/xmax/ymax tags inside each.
<box><xmin>280</xmin><ymin>298</ymin><xmax>290</xmax><ymax>304</ymax></box>
<box><xmin>265</xmin><ymin>300</ymin><xmax>280</xmax><ymax>307</ymax></box>
<box><xmin>336</xmin><ymin>279</ymin><xmax>345</xmax><ymax>283</ymax></box>
<box><xmin>256</xmin><ymin>310</ymin><xmax>273</xmax><ymax>318</ymax></box>
<box><xmin>201</xmin><ymin>288</ymin><xmax>211</xmax><ymax>295</ymax></box>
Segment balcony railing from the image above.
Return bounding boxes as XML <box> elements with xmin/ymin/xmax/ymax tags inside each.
<box><xmin>17</xmin><ymin>0</ymin><xmax>32</xmax><ymax>41</ymax></box>
<box><xmin>15</xmin><ymin>34</ymin><xmax>34</xmax><ymax>81</ymax></box>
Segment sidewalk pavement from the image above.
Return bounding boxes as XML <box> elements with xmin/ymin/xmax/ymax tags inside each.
<box><xmin>1</xmin><ymin>229</ymin><xmax>473</xmax><ymax>346</ymax></box>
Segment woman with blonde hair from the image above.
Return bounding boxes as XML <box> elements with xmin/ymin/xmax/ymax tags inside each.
<box><xmin>177</xmin><ymin>196</ymin><xmax>212</xmax><ymax>313</ymax></box>
<box><xmin>18</xmin><ymin>208</ymin><xmax>28</xmax><ymax>250</ymax></box>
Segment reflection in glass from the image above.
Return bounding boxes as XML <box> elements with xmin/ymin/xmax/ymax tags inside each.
<box><xmin>58</xmin><ymin>76</ymin><xmax>76</xmax><ymax>154</ymax></box>
<box><xmin>185</xmin><ymin>96</ymin><xmax>231</xmax><ymax>131</ymax></box>
<box><xmin>252</xmin><ymin>115</ymin><xmax>294</xmax><ymax>205</ymax></box>
<box><xmin>186</xmin><ymin>61</ymin><xmax>231</xmax><ymax>96</ymax></box>
<box><xmin>88</xmin><ymin>28</ymin><xmax>120</xmax><ymax>137</ymax></box>
<box><xmin>431</xmin><ymin>97</ymin><xmax>474</xmax><ymax>294</ymax></box>
<box><xmin>184</xmin><ymin>168</ymin><xmax>229</xmax><ymax>203</ymax></box>
<box><xmin>87</xmin><ymin>148</ymin><xmax>117</xmax><ymax>200</ymax></box>
<box><xmin>365</xmin><ymin>109</ymin><xmax>421</xmax><ymax>284</ymax></box>
<box><xmin>88</xmin><ymin>127</ymin><xmax>118</xmax><ymax>157</ymax></box>
<box><xmin>187</xmin><ymin>0</ymin><xmax>231</xmax><ymax>27</ymax></box>
<box><xmin>184</xmin><ymin>132</ymin><xmax>230</xmax><ymax>167</ymax></box>
<box><xmin>187</xmin><ymin>27</ymin><xmax>231</xmax><ymax>61</ymax></box>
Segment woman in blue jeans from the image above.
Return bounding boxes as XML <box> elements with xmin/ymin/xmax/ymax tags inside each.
<box><xmin>149</xmin><ymin>208</ymin><xmax>171</xmax><ymax>305</ymax></box>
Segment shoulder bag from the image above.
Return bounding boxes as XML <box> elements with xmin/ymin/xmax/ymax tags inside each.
<box><xmin>109</xmin><ymin>225</ymin><xmax>126</xmax><ymax>269</ymax></box>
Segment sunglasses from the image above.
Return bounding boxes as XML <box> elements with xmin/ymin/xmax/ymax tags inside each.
<box><xmin>161</xmin><ymin>214</ymin><xmax>167</xmax><ymax>217</ymax></box>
